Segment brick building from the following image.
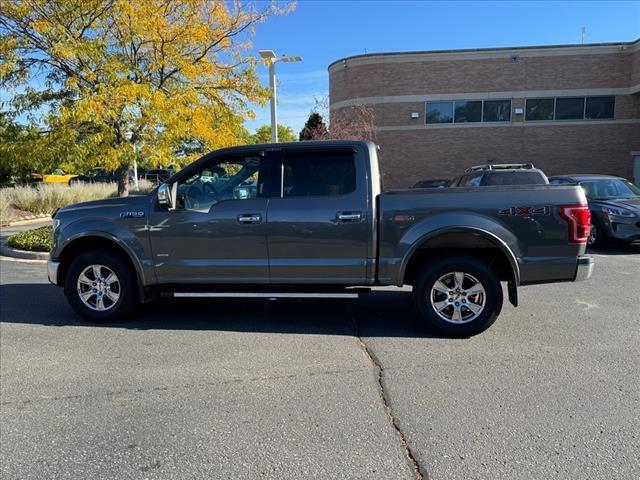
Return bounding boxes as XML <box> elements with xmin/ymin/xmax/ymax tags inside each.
<box><xmin>329</xmin><ymin>39</ymin><xmax>640</xmax><ymax>188</ymax></box>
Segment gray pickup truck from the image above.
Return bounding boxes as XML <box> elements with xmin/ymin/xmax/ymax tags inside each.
<box><xmin>48</xmin><ymin>141</ymin><xmax>594</xmax><ymax>336</ymax></box>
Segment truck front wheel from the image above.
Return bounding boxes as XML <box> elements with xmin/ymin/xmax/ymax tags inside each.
<box><xmin>413</xmin><ymin>256</ymin><xmax>503</xmax><ymax>337</ymax></box>
<box><xmin>64</xmin><ymin>251</ymin><xmax>137</xmax><ymax>322</ymax></box>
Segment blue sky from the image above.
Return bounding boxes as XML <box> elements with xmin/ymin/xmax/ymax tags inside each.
<box><xmin>246</xmin><ymin>0</ymin><xmax>640</xmax><ymax>135</ymax></box>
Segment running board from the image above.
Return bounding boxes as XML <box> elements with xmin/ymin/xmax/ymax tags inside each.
<box><xmin>170</xmin><ymin>292</ymin><xmax>360</xmax><ymax>299</ymax></box>
<box><xmin>160</xmin><ymin>286</ymin><xmax>370</xmax><ymax>299</ymax></box>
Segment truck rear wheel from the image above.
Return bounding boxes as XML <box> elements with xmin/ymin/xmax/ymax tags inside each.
<box><xmin>64</xmin><ymin>251</ymin><xmax>137</xmax><ymax>322</ymax></box>
<box><xmin>413</xmin><ymin>256</ymin><xmax>503</xmax><ymax>337</ymax></box>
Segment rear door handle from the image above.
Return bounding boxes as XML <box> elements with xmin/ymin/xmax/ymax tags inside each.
<box><xmin>336</xmin><ymin>212</ymin><xmax>363</xmax><ymax>222</ymax></box>
<box><xmin>237</xmin><ymin>214</ymin><xmax>262</xmax><ymax>224</ymax></box>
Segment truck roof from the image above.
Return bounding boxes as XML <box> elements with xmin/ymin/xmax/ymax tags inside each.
<box><xmin>167</xmin><ymin>140</ymin><xmax>378</xmax><ymax>184</ymax></box>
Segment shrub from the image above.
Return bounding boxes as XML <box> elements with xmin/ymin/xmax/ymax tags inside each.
<box><xmin>7</xmin><ymin>225</ymin><xmax>53</xmax><ymax>252</ymax></box>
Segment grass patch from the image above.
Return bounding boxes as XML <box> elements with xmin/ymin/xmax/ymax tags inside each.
<box><xmin>7</xmin><ymin>225</ymin><xmax>53</xmax><ymax>252</ymax></box>
<box><xmin>0</xmin><ymin>180</ymin><xmax>154</xmax><ymax>221</ymax></box>
<box><xmin>0</xmin><ymin>189</ymin><xmax>13</xmax><ymax>224</ymax></box>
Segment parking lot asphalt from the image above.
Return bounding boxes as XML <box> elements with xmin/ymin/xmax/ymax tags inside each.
<box><xmin>1</xmin><ymin>245</ymin><xmax>639</xmax><ymax>480</ymax></box>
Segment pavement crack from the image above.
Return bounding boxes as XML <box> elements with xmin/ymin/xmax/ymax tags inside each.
<box><xmin>351</xmin><ymin>314</ymin><xmax>425</xmax><ymax>480</ymax></box>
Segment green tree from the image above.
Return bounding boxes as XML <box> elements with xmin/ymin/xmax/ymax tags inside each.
<box><xmin>0</xmin><ymin>0</ymin><xmax>293</xmax><ymax>195</ymax></box>
<box><xmin>250</xmin><ymin>124</ymin><xmax>296</xmax><ymax>144</ymax></box>
<box><xmin>299</xmin><ymin>112</ymin><xmax>327</xmax><ymax>140</ymax></box>
<box><xmin>0</xmin><ymin>112</ymin><xmax>43</xmax><ymax>183</ymax></box>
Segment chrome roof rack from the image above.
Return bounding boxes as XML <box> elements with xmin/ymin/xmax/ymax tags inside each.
<box><xmin>465</xmin><ymin>163</ymin><xmax>535</xmax><ymax>173</ymax></box>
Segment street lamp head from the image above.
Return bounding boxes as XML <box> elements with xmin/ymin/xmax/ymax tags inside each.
<box><xmin>280</xmin><ymin>55</ymin><xmax>303</xmax><ymax>63</ymax></box>
<box><xmin>259</xmin><ymin>50</ymin><xmax>276</xmax><ymax>60</ymax></box>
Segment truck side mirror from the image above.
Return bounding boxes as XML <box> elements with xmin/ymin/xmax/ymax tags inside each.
<box><xmin>157</xmin><ymin>183</ymin><xmax>174</xmax><ymax>209</ymax></box>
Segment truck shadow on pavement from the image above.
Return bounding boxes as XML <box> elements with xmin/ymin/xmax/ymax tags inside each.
<box><xmin>0</xmin><ymin>283</ymin><xmax>445</xmax><ymax>338</ymax></box>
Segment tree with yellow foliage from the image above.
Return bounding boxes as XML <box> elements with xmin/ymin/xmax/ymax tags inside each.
<box><xmin>0</xmin><ymin>0</ymin><xmax>292</xmax><ymax>195</ymax></box>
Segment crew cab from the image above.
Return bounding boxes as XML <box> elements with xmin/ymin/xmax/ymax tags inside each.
<box><xmin>48</xmin><ymin>141</ymin><xmax>593</xmax><ymax>336</ymax></box>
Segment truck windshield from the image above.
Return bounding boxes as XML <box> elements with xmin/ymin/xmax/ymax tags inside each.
<box><xmin>579</xmin><ymin>179</ymin><xmax>640</xmax><ymax>199</ymax></box>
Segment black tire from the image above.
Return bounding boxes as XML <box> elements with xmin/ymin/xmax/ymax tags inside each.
<box><xmin>587</xmin><ymin>219</ymin><xmax>606</xmax><ymax>249</ymax></box>
<box><xmin>412</xmin><ymin>256</ymin><xmax>503</xmax><ymax>337</ymax></box>
<box><xmin>64</xmin><ymin>250</ymin><xmax>137</xmax><ymax>322</ymax></box>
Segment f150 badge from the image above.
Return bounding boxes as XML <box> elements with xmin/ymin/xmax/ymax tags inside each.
<box><xmin>120</xmin><ymin>211</ymin><xmax>145</xmax><ymax>218</ymax></box>
<box><xmin>499</xmin><ymin>206</ymin><xmax>550</xmax><ymax>216</ymax></box>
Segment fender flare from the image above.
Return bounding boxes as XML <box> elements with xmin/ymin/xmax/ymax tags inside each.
<box><xmin>57</xmin><ymin>230</ymin><xmax>147</xmax><ymax>300</ymax></box>
<box><xmin>398</xmin><ymin>226</ymin><xmax>520</xmax><ymax>306</ymax></box>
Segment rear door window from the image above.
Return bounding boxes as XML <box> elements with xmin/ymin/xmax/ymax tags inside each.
<box><xmin>281</xmin><ymin>151</ymin><xmax>356</xmax><ymax>197</ymax></box>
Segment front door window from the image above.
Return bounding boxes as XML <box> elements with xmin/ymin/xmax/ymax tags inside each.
<box><xmin>175</xmin><ymin>156</ymin><xmax>263</xmax><ymax>211</ymax></box>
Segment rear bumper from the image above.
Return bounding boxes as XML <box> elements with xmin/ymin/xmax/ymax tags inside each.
<box><xmin>47</xmin><ymin>259</ymin><xmax>60</xmax><ymax>286</ymax></box>
<box><xmin>574</xmin><ymin>256</ymin><xmax>594</xmax><ymax>282</ymax></box>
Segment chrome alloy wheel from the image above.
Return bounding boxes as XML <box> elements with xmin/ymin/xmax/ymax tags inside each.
<box><xmin>76</xmin><ymin>264</ymin><xmax>121</xmax><ymax>312</ymax></box>
<box><xmin>430</xmin><ymin>271</ymin><xmax>486</xmax><ymax>324</ymax></box>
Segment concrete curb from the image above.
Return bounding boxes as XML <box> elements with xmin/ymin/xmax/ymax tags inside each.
<box><xmin>0</xmin><ymin>241</ymin><xmax>49</xmax><ymax>261</ymax></box>
<box><xmin>0</xmin><ymin>215</ymin><xmax>51</xmax><ymax>227</ymax></box>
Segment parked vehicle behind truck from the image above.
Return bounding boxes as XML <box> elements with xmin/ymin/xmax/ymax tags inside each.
<box><xmin>452</xmin><ymin>164</ymin><xmax>549</xmax><ymax>187</ymax></box>
<box><xmin>549</xmin><ymin>174</ymin><xmax>640</xmax><ymax>247</ymax></box>
<box><xmin>48</xmin><ymin>141</ymin><xmax>593</xmax><ymax>336</ymax></box>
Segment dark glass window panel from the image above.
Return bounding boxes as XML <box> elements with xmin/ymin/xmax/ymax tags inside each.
<box><xmin>484</xmin><ymin>172</ymin><xmax>547</xmax><ymax>186</ymax></box>
<box><xmin>525</xmin><ymin>98</ymin><xmax>554</xmax><ymax>120</ymax></box>
<box><xmin>585</xmin><ymin>96</ymin><xmax>615</xmax><ymax>119</ymax></box>
<box><xmin>459</xmin><ymin>173</ymin><xmax>483</xmax><ymax>186</ymax></box>
<box><xmin>555</xmin><ymin>97</ymin><xmax>585</xmax><ymax>120</ymax></box>
<box><xmin>425</xmin><ymin>101</ymin><xmax>453</xmax><ymax>124</ymax></box>
<box><xmin>282</xmin><ymin>152</ymin><xmax>356</xmax><ymax>197</ymax></box>
<box><xmin>483</xmin><ymin>100</ymin><xmax>511</xmax><ymax>122</ymax></box>
<box><xmin>454</xmin><ymin>100</ymin><xmax>482</xmax><ymax>123</ymax></box>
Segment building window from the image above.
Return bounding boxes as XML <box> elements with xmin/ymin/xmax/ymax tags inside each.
<box><xmin>425</xmin><ymin>101</ymin><xmax>454</xmax><ymax>124</ymax></box>
<box><xmin>525</xmin><ymin>98</ymin><xmax>555</xmax><ymax>121</ymax></box>
<box><xmin>585</xmin><ymin>96</ymin><xmax>615</xmax><ymax>119</ymax></box>
<box><xmin>525</xmin><ymin>96</ymin><xmax>615</xmax><ymax>121</ymax></box>
<box><xmin>555</xmin><ymin>97</ymin><xmax>585</xmax><ymax>120</ymax></box>
<box><xmin>483</xmin><ymin>100</ymin><xmax>511</xmax><ymax>122</ymax></box>
<box><xmin>454</xmin><ymin>100</ymin><xmax>482</xmax><ymax>123</ymax></box>
<box><xmin>425</xmin><ymin>99</ymin><xmax>512</xmax><ymax>124</ymax></box>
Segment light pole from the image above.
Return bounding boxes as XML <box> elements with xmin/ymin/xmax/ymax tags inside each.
<box><xmin>259</xmin><ymin>50</ymin><xmax>302</xmax><ymax>143</ymax></box>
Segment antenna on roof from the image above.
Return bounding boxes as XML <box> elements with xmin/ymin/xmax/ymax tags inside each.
<box><xmin>581</xmin><ymin>26</ymin><xmax>587</xmax><ymax>44</ymax></box>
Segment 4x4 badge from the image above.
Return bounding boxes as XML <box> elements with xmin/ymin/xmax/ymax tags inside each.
<box><xmin>499</xmin><ymin>206</ymin><xmax>550</xmax><ymax>216</ymax></box>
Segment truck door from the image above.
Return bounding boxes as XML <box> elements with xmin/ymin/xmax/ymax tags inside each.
<box><xmin>266</xmin><ymin>147</ymin><xmax>374</xmax><ymax>284</ymax></box>
<box><xmin>149</xmin><ymin>153</ymin><xmax>274</xmax><ymax>284</ymax></box>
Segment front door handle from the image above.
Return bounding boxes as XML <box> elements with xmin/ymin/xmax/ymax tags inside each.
<box><xmin>237</xmin><ymin>214</ymin><xmax>262</xmax><ymax>224</ymax></box>
<box><xmin>336</xmin><ymin>211</ymin><xmax>363</xmax><ymax>222</ymax></box>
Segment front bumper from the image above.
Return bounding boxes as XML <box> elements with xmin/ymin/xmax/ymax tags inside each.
<box><xmin>47</xmin><ymin>259</ymin><xmax>60</xmax><ymax>286</ymax></box>
<box><xmin>601</xmin><ymin>215</ymin><xmax>640</xmax><ymax>243</ymax></box>
<box><xmin>574</xmin><ymin>256</ymin><xmax>594</xmax><ymax>282</ymax></box>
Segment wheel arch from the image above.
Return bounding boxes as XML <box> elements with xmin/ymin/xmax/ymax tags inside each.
<box><xmin>56</xmin><ymin>233</ymin><xmax>145</xmax><ymax>300</ymax></box>
<box><xmin>400</xmin><ymin>227</ymin><xmax>520</xmax><ymax>306</ymax></box>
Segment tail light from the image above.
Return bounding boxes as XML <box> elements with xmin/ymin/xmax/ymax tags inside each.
<box><xmin>560</xmin><ymin>205</ymin><xmax>591</xmax><ymax>244</ymax></box>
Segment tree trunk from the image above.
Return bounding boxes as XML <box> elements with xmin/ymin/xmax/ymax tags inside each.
<box><xmin>117</xmin><ymin>164</ymin><xmax>130</xmax><ymax>197</ymax></box>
